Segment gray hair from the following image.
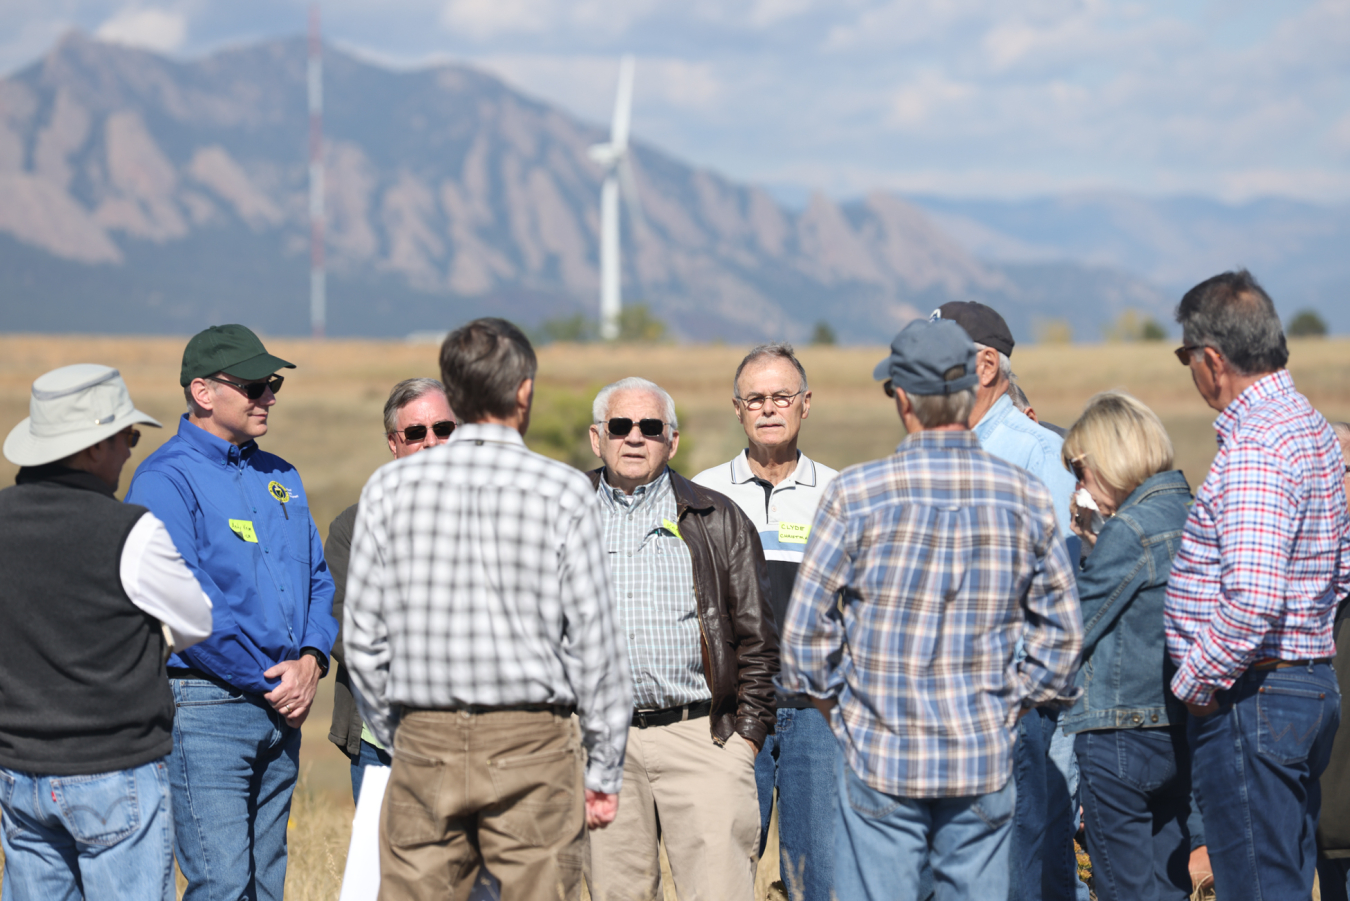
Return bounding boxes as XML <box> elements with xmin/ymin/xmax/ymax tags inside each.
<box><xmin>732</xmin><ymin>343</ymin><xmax>808</xmax><ymax>397</ymax></box>
<box><xmin>382</xmin><ymin>378</ymin><xmax>446</xmax><ymax>434</ymax></box>
<box><xmin>1175</xmin><ymin>269</ymin><xmax>1288</xmax><ymax>376</ymax></box>
<box><xmin>1332</xmin><ymin>421</ymin><xmax>1350</xmax><ymax>448</ymax></box>
<box><xmin>592</xmin><ymin>377</ymin><xmax>678</xmax><ymax>429</ymax></box>
<box><xmin>974</xmin><ymin>343</ymin><xmax>1013</xmax><ymax>384</ymax></box>
<box><xmin>1006</xmin><ymin>376</ymin><xmax>1030</xmax><ymax>413</ymax></box>
<box><xmin>909</xmin><ymin>387</ymin><xmax>977</xmax><ymax>429</ymax></box>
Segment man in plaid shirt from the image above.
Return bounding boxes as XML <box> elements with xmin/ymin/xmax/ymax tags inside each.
<box><xmin>344</xmin><ymin>319</ymin><xmax>632</xmax><ymax>901</ymax></box>
<box><xmin>779</xmin><ymin>318</ymin><xmax>1083</xmax><ymax>900</ymax></box>
<box><xmin>1164</xmin><ymin>270</ymin><xmax>1350</xmax><ymax>901</ymax></box>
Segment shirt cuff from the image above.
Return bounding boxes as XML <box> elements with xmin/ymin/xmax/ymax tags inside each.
<box><xmin>1170</xmin><ymin>668</ymin><xmax>1216</xmax><ymax>707</ymax></box>
<box><xmin>584</xmin><ymin>758</ymin><xmax>624</xmax><ymax>795</ymax></box>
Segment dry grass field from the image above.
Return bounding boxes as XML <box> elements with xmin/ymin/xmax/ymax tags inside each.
<box><xmin>1</xmin><ymin>332</ymin><xmax>1347</xmax><ymax>899</ymax></box>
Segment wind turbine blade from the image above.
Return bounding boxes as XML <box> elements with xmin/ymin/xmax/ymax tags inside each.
<box><xmin>618</xmin><ymin>154</ymin><xmax>644</xmax><ymax>231</ymax></box>
<box><xmin>611</xmin><ymin>54</ymin><xmax>635</xmax><ymax>150</ymax></box>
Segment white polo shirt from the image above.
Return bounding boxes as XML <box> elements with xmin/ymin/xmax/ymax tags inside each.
<box><xmin>692</xmin><ymin>449</ymin><xmax>837</xmax><ymax>707</ymax></box>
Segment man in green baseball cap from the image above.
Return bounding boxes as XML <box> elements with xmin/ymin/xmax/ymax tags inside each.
<box><xmin>126</xmin><ymin>324</ymin><xmax>337</xmax><ymax>901</ymax></box>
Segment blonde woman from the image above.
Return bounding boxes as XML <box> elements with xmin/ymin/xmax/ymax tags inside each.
<box><xmin>1059</xmin><ymin>391</ymin><xmax>1196</xmax><ymax>901</ymax></box>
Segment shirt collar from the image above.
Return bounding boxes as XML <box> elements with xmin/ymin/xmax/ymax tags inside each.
<box><xmin>177</xmin><ymin>414</ymin><xmax>256</xmax><ymax>466</ymax></box>
<box><xmin>600</xmin><ymin>467</ymin><xmax>671</xmax><ymax>510</ymax></box>
<box><xmin>448</xmin><ymin>422</ymin><xmax>526</xmax><ymax>447</ymax></box>
<box><xmin>1214</xmin><ymin>369</ymin><xmax>1295</xmax><ymax>444</ymax></box>
<box><xmin>897</xmin><ymin>428</ymin><xmax>982</xmax><ymax>454</ymax></box>
<box><xmin>972</xmin><ymin>393</ymin><xmax>1014</xmax><ymax>443</ymax></box>
<box><xmin>730</xmin><ymin>449</ymin><xmax>818</xmax><ymax>487</ymax></box>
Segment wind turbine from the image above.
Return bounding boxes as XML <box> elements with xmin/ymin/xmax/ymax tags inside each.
<box><xmin>587</xmin><ymin>55</ymin><xmax>640</xmax><ymax>341</ymax></box>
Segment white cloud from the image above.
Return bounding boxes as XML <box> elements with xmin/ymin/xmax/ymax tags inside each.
<box><xmin>440</xmin><ymin>0</ymin><xmax>552</xmax><ymax>40</ymax></box>
<box><xmin>94</xmin><ymin>6</ymin><xmax>187</xmax><ymax>53</ymax></box>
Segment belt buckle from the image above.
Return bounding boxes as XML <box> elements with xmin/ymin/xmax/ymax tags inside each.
<box><xmin>636</xmin><ymin>710</ymin><xmax>649</xmax><ymax>729</ymax></box>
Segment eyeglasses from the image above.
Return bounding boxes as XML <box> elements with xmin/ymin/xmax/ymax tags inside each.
<box><xmin>207</xmin><ymin>374</ymin><xmax>284</xmax><ymax>400</ymax></box>
<box><xmin>1174</xmin><ymin>344</ymin><xmax>1205</xmax><ymax>366</ymax></box>
<box><xmin>121</xmin><ymin>428</ymin><xmax>140</xmax><ymax>449</ymax></box>
<box><xmin>1069</xmin><ymin>455</ymin><xmax>1089</xmax><ymax>483</ymax></box>
<box><xmin>603</xmin><ymin>418</ymin><xmax>666</xmax><ymax>438</ymax></box>
<box><xmin>396</xmin><ymin>421</ymin><xmax>456</xmax><ymax>443</ymax></box>
<box><xmin>882</xmin><ymin>379</ymin><xmax>896</xmax><ymax>399</ymax></box>
<box><xmin>735</xmin><ymin>391</ymin><xmax>802</xmax><ymax>410</ymax></box>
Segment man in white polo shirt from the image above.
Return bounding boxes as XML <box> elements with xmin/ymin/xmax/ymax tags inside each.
<box><xmin>693</xmin><ymin>343</ymin><xmax>839</xmax><ymax>901</ymax></box>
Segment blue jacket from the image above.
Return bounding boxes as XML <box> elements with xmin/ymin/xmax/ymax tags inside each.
<box><xmin>973</xmin><ymin>393</ymin><xmax>1077</xmax><ymax>536</ymax></box>
<box><xmin>125</xmin><ymin>416</ymin><xmax>337</xmax><ymax>695</ymax></box>
<box><xmin>1061</xmin><ymin>470</ymin><xmax>1193</xmax><ymax>734</ymax></box>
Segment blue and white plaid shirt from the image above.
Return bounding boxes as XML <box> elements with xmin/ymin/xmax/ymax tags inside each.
<box><xmin>598</xmin><ymin>469</ymin><xmax>710</xmax><ymax>710</ymax></box>
<box><xmin>779</xmin><ymin>430</ymin><xmax>1083</xmax><ymax>798</ymax></box>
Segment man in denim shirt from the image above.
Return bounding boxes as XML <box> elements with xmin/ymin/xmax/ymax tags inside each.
<box><xmin>931</xmin><ymin>302</ymin><xmax>1085</xmax><ymax>901</ymax></box>
<box><xmin>126</xmin><ymin>325</ymin><xmax>338</xmax><ymax>901</ymax></box>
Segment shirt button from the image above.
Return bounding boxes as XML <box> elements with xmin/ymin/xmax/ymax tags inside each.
<box><xmin>771</xmin><ymin>505</ymin><xmax>777</xmax><ymax>512</ymax></box>
<box><xmin>627</xmin><ymin>552</ymin><xmax>632</xmax><ymax>557</ymax></box>
<box><xmin>627</xmin><ymin>593</ymin><xmax>633</xmax><ymax>598</ymax></box>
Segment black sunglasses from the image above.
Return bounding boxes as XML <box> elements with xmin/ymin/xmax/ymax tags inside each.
<box><xmin>397</xmin><ymin>421</ymin><xmax>456</xmax><ymax>443</ymax></box>
<box><xmin>882</xmin><ymin>379</ymin><xmax>896</xmax><ymax>398</ymax></box>
<box><xmin>1174</xmin><ymin>344</ymin><xmax>1204</xmax><ymax>366</ymax></box>
<box><xmin>208</xmin><ymin>374</ymin><xmax>284</xmax><ymax>400</ymax></box>
<box><xmin>1069</xmin><ymin>455</ymin><xmax>1088</xmax><ymax>482</ymax></box>
<box><xmin>605</xmin><ymin>418</ymin><xmax>666</xmax><ymax>438</ymax></box>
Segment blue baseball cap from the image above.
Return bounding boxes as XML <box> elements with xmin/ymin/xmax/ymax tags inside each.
<box><xmin>872</xmin><ymin>319</ymin><xmax>979</xmax><ymax>396</ymax></box>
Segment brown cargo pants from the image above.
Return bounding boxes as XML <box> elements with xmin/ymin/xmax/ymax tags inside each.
<box><xmin>378</xmin><ymin>708</ymin><xmax>585</xmax><ymax>901</ymax></box>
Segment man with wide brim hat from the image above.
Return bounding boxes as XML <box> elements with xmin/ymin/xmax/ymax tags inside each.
<box><xmin>125</xmin><ymin>325</ymin><xmax>337</xmax><ymax>901</ymax></box>
<box><xmin>778</xmin><ymin>317</ymin><xmax>1082</xmax><ymax>901</ymax></box>
<box><xmin>0</xmin><ymin>364</ymin><xmax>213</xmax><ymax>900</ymax></box>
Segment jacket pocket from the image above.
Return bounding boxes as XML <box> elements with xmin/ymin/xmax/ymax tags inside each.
<box><xmin>1256</xmin><ymin>681</ymin><xmax>1327</xmax><ymax>765</ymax></box>
<box><xmin>52</xmin><ymin>771</ymin><xmax>140</xmax><ymax>846</ymax></box>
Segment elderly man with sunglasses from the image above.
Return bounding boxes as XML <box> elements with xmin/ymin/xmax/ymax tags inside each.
<box><xmin>585</xmin><ymin>376</ymin><xmax>778</xmax><ymax>901</ymax></box>
<box><xmin>325</xmin><ymin>378</ymin><xmax>457</xmax><ymax>803</ymax></box>
<box><xmin>125</xmin><ymin>324</ymin><xmax>338</xmax><ymax>901</ymax></box>
<box><xmin>692</xmin><ymin>343</ymin><xmax>839</xmax><ymax>901</ymax></box>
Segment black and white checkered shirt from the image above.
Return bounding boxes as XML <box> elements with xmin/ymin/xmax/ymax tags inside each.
<box><xmin>344</xmin><ymin>423</ymin><xmax>633</xmax><ymax>793</ymax></box>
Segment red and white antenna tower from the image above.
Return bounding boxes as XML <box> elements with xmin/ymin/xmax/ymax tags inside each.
<box><xmin>307</xmin><ymin>5</ymin><xmax>325</xmax><ymax>339</ymax></box>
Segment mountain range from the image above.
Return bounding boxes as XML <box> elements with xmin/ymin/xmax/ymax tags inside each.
<box><xmin>0</xmin><ymin>32</ymin><xmax>1338</xmax><ymax>342</ymax></box>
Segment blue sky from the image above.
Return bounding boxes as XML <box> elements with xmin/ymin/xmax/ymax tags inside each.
<box><xmin>4</xmin><ymin>0</ymin><xmax>1348</xmax><ymax>202</ymax></box>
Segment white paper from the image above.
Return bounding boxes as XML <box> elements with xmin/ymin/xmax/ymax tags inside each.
<box><xmin>339</xmin><ymin>765</ymin><xmax>390</xmax><ymax>901</ymax></box>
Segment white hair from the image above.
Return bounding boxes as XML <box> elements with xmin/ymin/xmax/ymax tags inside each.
<box><xmin>592</xmin><ymin>377</ymin><xmax>678</xmax><ymax>429</ymax></box>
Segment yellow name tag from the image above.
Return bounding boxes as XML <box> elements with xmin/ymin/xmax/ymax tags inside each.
<box><xmin>778</xmin><ymin>522</ymin><xmax>811</xmax><ymax>544</ymax></box>
<box><xmin>229</xmin><ymin>519</ymin><xmax>258</xmax><ymax>543</ymax></box>
<box><xmin>661</xmin><ymin>518</ymin><xmax>683</xmax><ymax>541</ymax></box>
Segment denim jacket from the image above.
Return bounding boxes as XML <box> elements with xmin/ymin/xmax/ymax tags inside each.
<box><xmin>1061</xmin><ymin>470</ymin><xmax>1193</xmax><ymax>734</ymax></box>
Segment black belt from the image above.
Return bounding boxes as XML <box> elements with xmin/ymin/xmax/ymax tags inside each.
<box><xmin>402</xmin><ymin>703</ymin><xmax>575</xmax><ymax>717</ymax></box>
<box><xmin>632</xmin><ymin>699</ymin><xmax>712</xmax><ymax>729</ymax></box>
<box><xmin>1251</xmin><ymin>657</ymin><xmax>1334</xmax><ymax>671</ymax></box>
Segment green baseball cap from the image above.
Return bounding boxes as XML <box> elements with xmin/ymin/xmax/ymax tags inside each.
<box><xmin>180</xmin><ymin>324</ymin><xmax>295</xmax><ymax>387</ymax></box>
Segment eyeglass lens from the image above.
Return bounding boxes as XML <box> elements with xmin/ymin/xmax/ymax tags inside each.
<box><xmin>1174</xmin><ymin>345</ymin><xmax>1199</xmax><ymax>366</ymax></box>
<box><xmin>124</xmin><ymin>428</ymin><xmax>140</xmax><ymax>449</ymax></box>
<box><xmin>215</xmin><ymin>375</ymin><xmax>284</xmax><ymax>399</ymax></box>
<box><xmin>1071</xmin><ymin>459</ymin><xmax>1087</xmax><ymax>482</ymax></box>
<box><xmin>607</xmin><ymin>418</ymin><xmax>665</xmax><ymax>438</ymax></box>
<box><xmin>741</xmin><ymin>393</ymin><xmax>799</xmax><ymax>410</ymax></box>
<box><xmin>402</xmin><ymin>421</ymin><xmax>456</xmax><ymax>442</ymax></box>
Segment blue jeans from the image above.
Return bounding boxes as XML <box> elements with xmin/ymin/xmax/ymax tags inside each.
<box><xmin>1190</xmin><ymin>663</ymin><xmax>1340</xmax><ymax>901</ymax></box>
<box><xmin>168</xmin><ymin>679</ymin><xmax>301</xmax><ymax>901</ymax></box>
<box><xmin>756</xmin><ymin>706</ymin><xmax>839</xmax><ymax>901</ymax></box>
<box><xmin>834</xmin><ymin>754</ymin><xmax>1014</xmax><ymax>900</ymax></box>
<box><xmin>1319</xmin><ymin>856</ymin><xmax>1350</xmax><ymax>901</ymax></box>
<box><xmin>1075</xmin><ymin>727</ymin><xmax>1194</xmax><ymax>901</ymax></box>
<box><xmin>1009</xmin><ymin>707</ymin><xmax>1088</xmax><ymax>901</ymax></box>
<box><xmin>0</xmin><ymin>758</ymin><xmax>175</xmax><ymax>901</ymax></box>
<box><xmin>350</xmin><ymin>739</ymin><xmax>391</xmax><ymax>804</ymax></box>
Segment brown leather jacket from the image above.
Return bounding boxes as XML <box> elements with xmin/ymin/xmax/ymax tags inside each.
<box><xmin>588</xmin><ymin>466</ymin><xmax>779</xmax><ymax>747</ymax></box>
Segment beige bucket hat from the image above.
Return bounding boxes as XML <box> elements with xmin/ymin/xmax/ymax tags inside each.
<box><xmin>4</xmin><ymin>364</ymin><xmax>162</xmax><ymax>467</ymax></box>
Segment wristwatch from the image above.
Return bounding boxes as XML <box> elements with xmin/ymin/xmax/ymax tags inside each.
<box><xmin>299</xmin><ymin>647</ymin><xmax>330</xmax><ymax>677</ymax></box>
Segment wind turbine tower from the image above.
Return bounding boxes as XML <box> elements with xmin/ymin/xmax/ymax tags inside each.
<box><xmin>587</xmin><ymin>56</ymin><xmax>639</xmax><ymax>341</ymax></box>
<box><xmin>308</xmin><ymin>5</ymin><xmax>325</xmax><ymax>339</ymax></box>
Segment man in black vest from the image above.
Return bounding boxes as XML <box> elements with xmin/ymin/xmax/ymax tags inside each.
<box><xmin>0</xmin><ymin>363</ymin><xmax>214</xmax><ymax>900</ymax></box>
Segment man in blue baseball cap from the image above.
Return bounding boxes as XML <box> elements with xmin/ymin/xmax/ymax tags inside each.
<box><xmin>777</xmin><ymin>318</ymin><xmax>1084</xmax><ymax>900</ymax></box>
<box><xmin>125</xmin><ymin>324</ymin><xmax>338</xmax><ymax>901</ymax></box>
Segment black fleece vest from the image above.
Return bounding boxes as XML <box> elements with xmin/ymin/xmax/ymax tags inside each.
<box><xmin>0</xmin><ymin>466</ymin><xmax>174</xmax><ymax>775</ymax></box>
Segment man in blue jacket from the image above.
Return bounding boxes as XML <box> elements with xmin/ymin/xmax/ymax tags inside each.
<box><xmin>126</xmin><ymin>324</ymin><xmax>338</xmax><ymax>901</ymax></box>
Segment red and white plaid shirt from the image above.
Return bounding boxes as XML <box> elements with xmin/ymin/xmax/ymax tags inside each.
<box><xmin>1165</xmin><ymin>370</ymin><xmax>1350</xmax><ymax>706</ymax></box>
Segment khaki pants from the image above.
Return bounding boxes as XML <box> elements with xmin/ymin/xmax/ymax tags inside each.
<box><xmin>587</xmin><ymin>717</ymin><xmax>759</xmax><ymax>901</ymax></box>
<box><xmin>378</xmin><ymin>708</ymin><xmax>585</xmax><ymax>901</ymax></box>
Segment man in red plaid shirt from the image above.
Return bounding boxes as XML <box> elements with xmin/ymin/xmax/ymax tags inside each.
<box><xmin>1164</xmin><ymin>269</ymin><xmax>1350</xmax><ymax>901</ymax></box>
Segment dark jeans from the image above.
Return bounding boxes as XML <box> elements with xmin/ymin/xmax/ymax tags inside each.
<box><xmin>1075</xmin><ymin>727</ymin><xmax>1193</xmax><ymax>901</ymax></box>
<box><xmin>1009</xmin><ymin>707</ymin><xmax>1085</xmax><ymax>901</ymax></box>
<box><xmin>756</xmin><ymin>706</ymin><xmax>839</xmax><ymax>901</ymax></box>
<box><xmin>1190</xmin><ymin>663</ymin><xmax>1340</xmax><ymax>901</ymax></box>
